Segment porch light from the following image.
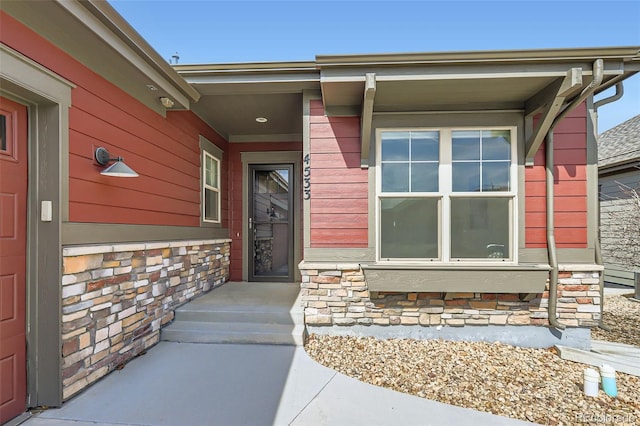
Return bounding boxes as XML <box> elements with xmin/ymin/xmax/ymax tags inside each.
<box><xmin>94</xmin><ymin>147</ymin><xmax>139</xmax><ymax>177</ymax></box>
<box><xmin>159</xmin><ymin>97</ymin><xmax>174</xmax><ymax>108</ymax></box>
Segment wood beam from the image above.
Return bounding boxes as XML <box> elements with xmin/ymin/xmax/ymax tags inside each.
<box><xmin>524</xmin><ymin>68</ymin><xmax>582</xmax><ymax>164</ymax></box>
<box><xmin>361</xmin><ymin>73</ymin><xmax>376</xmax><ymax>168</ymax></box>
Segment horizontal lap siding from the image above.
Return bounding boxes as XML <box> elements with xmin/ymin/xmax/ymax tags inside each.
<box><xmin>524</xmin><ymin>103</ymin><xmax>588</xmax><ymax>248</ymax></box>
<box><xmin>227</xmin><ymin>142</ymin><xmax>303</xmax><ymax>281</ymax></box>
<box><xmin>309</xmin><ymin>100</ymin><xmax>367</xmax><ymax>248</ymax></box>
<box><xmin>1</xmin><ymin>12</ymin><xmax>228</xmax><ymax>227</ymax></box>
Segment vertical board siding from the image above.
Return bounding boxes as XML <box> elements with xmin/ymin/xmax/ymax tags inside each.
<box><xmin>0</xmin><ymin>12</ymin><xmax>228</xmax><ymax>227</ymax></box>
<box><xmin>309</xmin><ymin>100</ymin><xmax>368</xmax><ymax>248</ymax></box>
<box><xmin>524</xmin><ymin>103</ymin><xmax>588</xmax><ymax>248</ymax></box>
<box><xmin>227</xmin><ymin>142</ymin><xmax>303</xmax><ymax>281</ymax></box>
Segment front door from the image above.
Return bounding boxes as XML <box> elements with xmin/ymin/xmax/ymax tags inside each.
<box><xmin>249</xmin><ymin>165</ymin><xmax>294</xmax><ymax>282</ymax></box>
<box><xmin>0</xmin><ymin>96</ymin><xmax>28</xmax><ymax>423</ymax></box>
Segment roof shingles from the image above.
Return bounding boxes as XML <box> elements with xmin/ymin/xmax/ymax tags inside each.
<box><xmin>598</xmin><ymin>114</ymin><xmax>640</xmax><ymax>168</ymax></box>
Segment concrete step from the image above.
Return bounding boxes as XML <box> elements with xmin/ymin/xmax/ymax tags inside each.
<box><xmin>174</xmin><ymin>307</ymin><xmax>294</xmax><ymax>325</ymax></box>
<box><xmin>161</xmin><ymin>321</ymin><xmax>305</xmax><ymax>346</ymax></box>
<box><xmin>160</xmin><ymin>281</ymin><xmax>306</xmax><ymax>346</ymax></box>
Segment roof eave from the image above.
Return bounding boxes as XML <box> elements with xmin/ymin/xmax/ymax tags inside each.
<box><xmin>599</xmin><ymin>159</ymin><xmax>640</xmax><ymax>174</ymax></box>
<box><xmin>82</xmin><ymin>0</ymin><xmax>201</xmax><ymax>103</ymax></box>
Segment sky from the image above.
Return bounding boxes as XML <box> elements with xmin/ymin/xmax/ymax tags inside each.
<box><xmin>109</xmin><ymin>0</ymin><xmax>640</xmax><ymax>132</ymax></box>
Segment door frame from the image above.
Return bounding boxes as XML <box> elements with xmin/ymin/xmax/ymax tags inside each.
<box><xmin>248</xmin><ymin>164</ymin><xmax>295</xmax><ymax>282</ymax></box>
<box><xmin>1</xmin><ymin>44</ymin><xmax>73</xmax><ymax>408</ymax></box>
<box><xmin>241</xmin><ymin>151</ymin><xmax>302</xmax><ymax>282</ymax></box>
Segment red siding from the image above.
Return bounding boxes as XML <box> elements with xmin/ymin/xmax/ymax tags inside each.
<box><xmin>227</xmin><ymin>142</ymin><xmax>303</xmax><ymax>281</ymax></box>
<box><xmin>0</xmin><ymin>12</ymin><xmax>228</xmax><ymax>227</ymax></box>
<box><xmin>309</xmin><ymin>100</ymin><xmax>367</xmax><ymax>248</ymax></box>
<box><xmin>524</xmin><ymin>103</ymin><xmax>588</xmax><ymax>248</ymax></box>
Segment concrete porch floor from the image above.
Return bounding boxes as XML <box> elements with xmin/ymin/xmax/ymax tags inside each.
<box><xmin>22</xmin><ymin>342</ymin><xmax>531</xmax><ymax>426</ymax></box>
<box><xmin>17</xmin><ymin>280</ymin><xmax>533</xmax><ymax>425</ymax></box>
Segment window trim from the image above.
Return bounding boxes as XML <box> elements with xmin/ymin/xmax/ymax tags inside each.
<box><xmin>200</xmin><ymin>135</ymin><xmax>223</xmax><ymax>226</ymax></box>
<box><xmin>375</xmin><ymin>126</ymin><xmax>518</xmax><ymax>264</ymax></box>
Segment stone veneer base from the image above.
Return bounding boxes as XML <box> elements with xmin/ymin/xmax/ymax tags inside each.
<box><xmin>307</xmin><ymin>325</ymin><xmax>591</xmax><ymax>350</ymax></box>
<box><xmin>299</xmin><ymin>261</ymin><xmax>602</xmax><ymax>350</ymax></box>
<box><xmin>61</xmin><ymin>239</ymin><xmax>230</xmax><ymax>400</ymax></box>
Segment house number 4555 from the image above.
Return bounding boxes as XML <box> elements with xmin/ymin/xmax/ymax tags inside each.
<box><xmin>303</xmin><ymin>154</ymin><xmax>311</xmax><ymax>200</ymax></box>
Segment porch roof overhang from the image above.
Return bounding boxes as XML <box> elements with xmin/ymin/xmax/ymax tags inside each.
<box><xmin>1</xmin><ymin>0</ymin><xmax>200</xmax><ymax>115</ymax></box>
<box><xmin>175</xmin><ymin>62</ymin><xmax>320</xmax><ymax>142</ymax></box>
<box><xmin>317</xmin><ymin>47</ymin><xmax>640</xmax><ymax>166</ymax></box>
<box><xmin>175</xmin><ymin>47</ymin><xmax>639</xmax><ymax>159</ymax></box>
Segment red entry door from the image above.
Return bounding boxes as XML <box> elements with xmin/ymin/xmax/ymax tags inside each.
<box><xmin>0</xmin><ymin>96</ymin><xmax>28</xmax><ymax>423</ymax></box>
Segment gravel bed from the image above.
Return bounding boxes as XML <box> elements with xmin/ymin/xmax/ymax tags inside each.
<box><xmin>305</xmin><ymin>295</ymin><xmax>640</xmax><ymax>425</ymax></box>
<box><xmin>592</xmin><ymin>294</ymin><xmax>640</xmax><ymax>347</ymax></box>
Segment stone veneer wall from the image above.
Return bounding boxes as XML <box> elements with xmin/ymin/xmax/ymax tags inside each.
<box><xmin>61</xmin><ymin>239</ymin><xmax>230</xmax><ymax>399</ymax></box>
<box><xmin>299</xmin><ymin>263</ymin><xmax>601</xmax><ymax>329</ymax></box>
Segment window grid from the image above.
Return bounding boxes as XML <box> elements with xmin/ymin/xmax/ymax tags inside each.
<box><xmin>380</xmin><ymin>131</ymin><xmax>440</xmax><ymax>194</ymax></box>
<box><xmin>451</xmin><ymin>130</ymin><xmax>511</xmax><ymax>193</ymax></box>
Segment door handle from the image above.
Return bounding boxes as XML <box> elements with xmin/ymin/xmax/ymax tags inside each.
<box><xmin>249</xmin><ymin>217</ymin><xmax>252</xmax><ymax>229</ymax></box>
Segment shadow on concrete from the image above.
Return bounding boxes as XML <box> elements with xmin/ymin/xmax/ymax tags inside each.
<box><xmin>30</xmin><ymin>343</ymin><xmax>317</xmax><ymax>426</ymax></box>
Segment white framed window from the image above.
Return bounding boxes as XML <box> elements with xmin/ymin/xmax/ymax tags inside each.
<box><xmin>203</xmin><ymin>150</ymin><xmax>220</xmax><ymax>223</ymax></box>
<box><xmin>376</xmin><ymin>127</ymin><xmax>517</xmax><ymax>263</ymax></box>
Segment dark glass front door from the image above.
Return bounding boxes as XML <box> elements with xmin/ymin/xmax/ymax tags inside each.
<box><xmin>249</xmin><ymin>165</ymin><xmax>294</xmax><ymax>281</ymax></box>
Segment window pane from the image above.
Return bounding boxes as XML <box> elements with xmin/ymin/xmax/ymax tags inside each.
<box><xmin>482</xmin><ymin>130</ymin><xmax>510</xmax><ymax>161</ymax></box>
<box><xmin>381</xmin><ymin>198</ymin><xmax>438</xmax><ymax>259</ymax></box>
<box><xmin>204</xmin><ymin>188</ymin><xmax>219</xmax><ymax>221</ymax></box>
<box><xmin>381</xmin><ymin>132</ymin><xmax>409</xmax><ymax>161</ymax></box>
<box><xmin>450</xmin><ymin>197</ymin><xmax>510</xmax><ymax>259</ymax></box>
<box><xmin>382</xmin><ymin>163</ymin><xmax>409</xmax><ymax>192</ymax></box>
<box><xmin>204</xmin><ymin>155</ymin><xmax>218</xmax><ymax>188</ymax></box>
<box><xmin>411</xmin><ymin>163</ymin><xmax>438</xmax><ymax>192</ymax></box>
<box><xmin>210</xmin><ymin>158</ymin><xmax>218</xmax><ymax>189</ymax></box>
<box><xmin>411</xmin><ymin>131</ymin><xmax>439</xmax><ymax>161</ymax></box>
<box><xmin>452</xmin><ymin>162</ymin><xmax>480</xmax><ymax>192</ymax></box>
<box><xmin>482</xmin><ymin>162</ymin><xmax>510</xmax><ymax>191</ymax></box>
<box><xmin>452</xmin><ymin>131</ymin><xmax>480</xmax><ymax>160</ymax></box>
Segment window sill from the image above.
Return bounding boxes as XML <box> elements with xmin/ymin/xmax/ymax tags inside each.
<box><xmin>362</xmin><ymin>263</ymin><xmax>550</xmax><ymax>293</ymax></box>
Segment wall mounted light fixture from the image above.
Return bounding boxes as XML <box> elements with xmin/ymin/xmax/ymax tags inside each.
<box><xmin>94</xmin><ymin>147</ymin><xmax>139</xmax><ymax>177</ymax></box>
<box><xmin>159</xmin><ymin>97</ymin><xmax>174</xmax><ymax>108</ymax></box>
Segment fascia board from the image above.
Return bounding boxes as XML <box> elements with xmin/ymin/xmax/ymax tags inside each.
<box><xmin>175</xmin><ymin>62</ymin><xmax>317</xmax><ymax>75</ymax></box>
<box><xmin>183</xmin><ymin>72</ymin><xmax>320</xmax><ymax>85</ymax></box>
<box><xmin>58</xmin><ymin>0</ymin><xmax>199</xmax><ymax>106</ymax></box>
<box><xmin>320</xmin><ymin>61</ymin><xmax>625</xmax><ymax>82</ymax></box>
<box><xmin>316</xmin><ymin>47</ymin><xmax>640</xmax><ymax>67</ymax></box>
<box><xmin>598</xmin><ymin>161</ymin><xmax>640</xmax><ymax>175</ymax></box>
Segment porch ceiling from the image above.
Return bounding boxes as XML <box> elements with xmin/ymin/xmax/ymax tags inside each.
<box><xmin>192</xmin><ymin>93</ymin><xmax>305</xmax><ymax>142</ymax></box>
<box><xmin>322</xmin><ymin>77</ymin><xmax>559</xmax><ymax>113</ymax></box>
<box><xmin>176</xmin><ymin>63</ymin><xmax>320</xmax><ymax>142</ymax></box>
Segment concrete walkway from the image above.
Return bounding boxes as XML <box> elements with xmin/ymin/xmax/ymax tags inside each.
<box><xmin>22</xmin><ymin>342</ymin><xmax>532</xmax><ymax>426</ymax></box>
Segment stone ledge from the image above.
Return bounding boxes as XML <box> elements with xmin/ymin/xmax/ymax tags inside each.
<box><xmin>299</xmin><ymin>261</ymin><xmax>360</xmax><ymax>271</ymax></box>
<box><xmin>64</xmin><ymin>239</ymin><xmax>232</xmax><ymax>256</ymax></box>
<box><xmin>558</xmin><ymin>264</ymin><xmax>604</xmax><ymax>272</ymax></box>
